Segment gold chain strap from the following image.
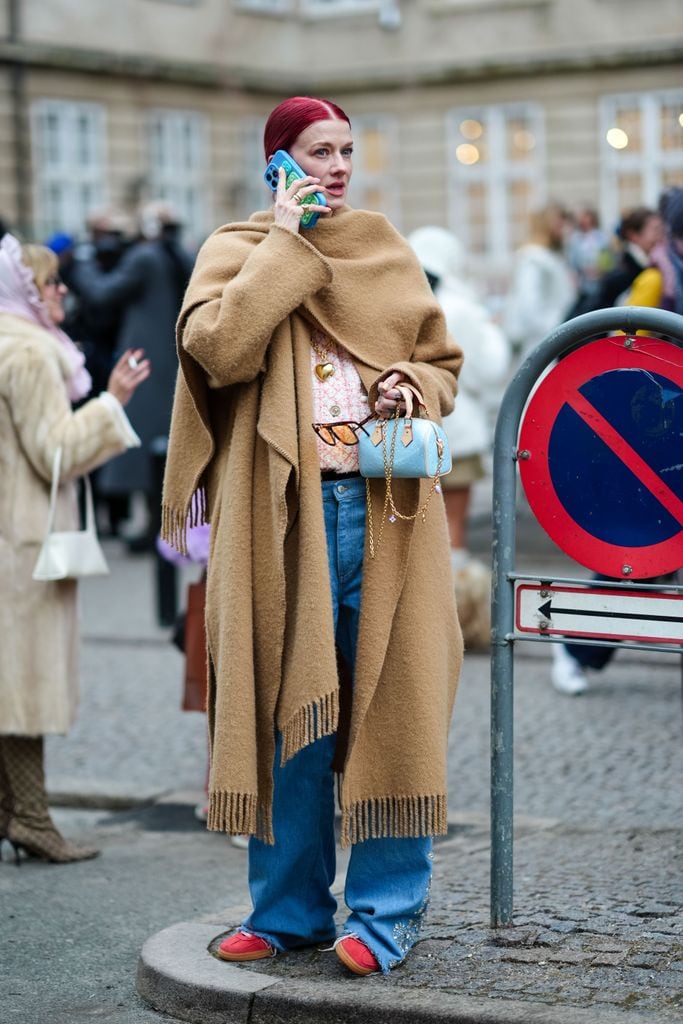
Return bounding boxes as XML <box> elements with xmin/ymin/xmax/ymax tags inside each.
<box><xmin>366</xmin><ymin>405</ymin><xmax>444</xmax><ymax>558</ymax></box>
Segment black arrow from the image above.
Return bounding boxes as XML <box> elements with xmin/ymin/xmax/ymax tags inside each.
<box><xmin>538</xmin><ymin>599</ymin><xmax>683</xmax><ymax>626</ymax></box>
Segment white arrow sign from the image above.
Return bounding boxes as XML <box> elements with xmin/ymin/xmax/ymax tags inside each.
<box><xmin>515</xmin><ymin>584</ymin><xmax>683</xmax><ymax>645</ymax></box>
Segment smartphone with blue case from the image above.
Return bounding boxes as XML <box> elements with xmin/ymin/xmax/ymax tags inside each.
<box><xmin>263</xmin><ymin>150</ymin><xmax>327</xmax><ymax>229</ymax></box>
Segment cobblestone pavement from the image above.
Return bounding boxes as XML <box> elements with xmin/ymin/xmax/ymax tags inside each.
<box><xmin>237</xmin><ymin>820</ymin><xmax>682</xmax><ymax>1019</ymax></box>
<box><xmin>449</xmin><ymin>646</ymin><xmax>682</xmax><ymax>828</ymax></box>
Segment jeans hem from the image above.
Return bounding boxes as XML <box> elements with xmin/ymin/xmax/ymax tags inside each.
<box><xmin>342</xmin><ymin>926</ymin><xmax>396</xmax><ymax>976</ymax></box>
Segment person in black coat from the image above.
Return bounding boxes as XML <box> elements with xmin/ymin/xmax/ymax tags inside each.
<box><xmin>67</xmin><ymin>202</ymin><xmax>194</xmax><ymax>548</ymax></box>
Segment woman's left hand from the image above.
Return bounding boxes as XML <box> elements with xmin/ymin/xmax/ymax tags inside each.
<box><xmin>106</xmin><ymin>348</ymin><xmax>151</xmax><ymax>406</ymax></box>
<box><xmin>374</xmin><ymin>372</ymin><xmax>408</xmax><ymax>419</ymax></box>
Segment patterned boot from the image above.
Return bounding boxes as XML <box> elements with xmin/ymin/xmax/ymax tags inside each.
<box><xmin>0</xmin><ymin>741</ymin><xmax>12</xmax><ymax>843</ymax></box>
<box><xmin>1</xmin><ymin>736</ymin><xmax>100</xmax><ymax>864</ymax></box>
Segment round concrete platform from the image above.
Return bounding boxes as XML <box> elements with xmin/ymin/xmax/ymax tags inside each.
<box><xmin>137</xmin><ymin>921</ymin><xmax>646</xmax><ymax>1024</ymax></box>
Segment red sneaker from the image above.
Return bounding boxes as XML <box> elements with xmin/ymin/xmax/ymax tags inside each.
<box><xmin>216</xmin><ymin>930</ymin><xmax>276</xmax><ymax>962</ymax></box>
<box><xmin>334</xmin><ymin>935</ymin><xmax>380</xmax><ymax>976</ymax></box>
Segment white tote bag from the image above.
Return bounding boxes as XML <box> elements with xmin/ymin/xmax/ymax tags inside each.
<box><xmin>32</xmin><ymin>447</ymin><xmax>109</xmax><ymax>581</ymax></box>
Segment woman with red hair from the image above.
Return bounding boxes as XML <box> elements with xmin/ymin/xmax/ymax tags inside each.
<box><xmin>162</xmin><ymin>96</ymin><xmax>464</xmax><ymax>976</ymax></box>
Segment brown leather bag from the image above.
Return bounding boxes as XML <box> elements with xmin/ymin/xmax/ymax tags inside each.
<box><xmin>182</xmin><ymin>578</ymin><xmax>208</xmax><ymax>712</ymax></box>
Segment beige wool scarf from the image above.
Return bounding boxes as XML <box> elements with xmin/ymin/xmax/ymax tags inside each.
<box><xmin>162</xmin><ymin>207</ymin><xmax>464</xmax><ymax>845</ymax></box>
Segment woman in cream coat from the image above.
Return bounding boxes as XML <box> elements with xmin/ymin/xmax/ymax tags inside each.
<box><xmin>0</xmin><ymin>234</ymin><xmax>149</xmax><ymax>863</ymax></box>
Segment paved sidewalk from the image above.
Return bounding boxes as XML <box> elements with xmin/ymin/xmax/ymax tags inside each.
<box><xmin>135</xmin><ymin>488</ymin><xmax>682</xmax><ymax>1024</ymax></box>
<box><xmin>2</xmin><ymin>491</ymin><xmax>680</xmax><ymax>1024</ymax></box>
<box><xmin>138</xmin><ymin>814</ymin><xmax>682</xmax><ymax>1024</ymax></box>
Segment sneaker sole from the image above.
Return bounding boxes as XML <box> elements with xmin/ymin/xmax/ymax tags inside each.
<box><xmin>335</xmin><ymin>943</ymin><xmax>378</xmax><ymax>976</ymax></box>
<box><xmin>216</xmin><ymin>945</ymin><xmax>275</xmax><ymax>962</ymax></box>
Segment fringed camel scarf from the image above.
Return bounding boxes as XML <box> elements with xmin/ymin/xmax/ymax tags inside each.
<box><xmin>162</xmin><ymin>207</ymin><xmax>463</xmax><ymax>845</ymax></box>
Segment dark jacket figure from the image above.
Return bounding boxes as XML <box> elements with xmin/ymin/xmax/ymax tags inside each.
<box><xmin>60</xmin><ymin>230</ymin><xmax>128</xmax><ymax>398</ymax></box>
<box><xmin>71</xmin><ymin>221</ymin><xmax>193</xmax><ymax>495</ymax></box>
<box><xmin>574</xmin><ymin>207</ymin><xmax>662</xmax><ymax>315</ymax></box>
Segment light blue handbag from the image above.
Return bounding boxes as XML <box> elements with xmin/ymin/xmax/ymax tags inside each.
<box><xmin>358</xmin><ymin>384</ymin><xmax>452</xmax><ymax>479</ymax></box>
<box><xmin>358</xmin><ymin>384</ymin><xmax>451</xmax><ymax>556</ymax></box>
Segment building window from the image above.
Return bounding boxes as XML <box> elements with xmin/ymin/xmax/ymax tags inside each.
<box><xmin>146</xmin><ymin>109</ymin><xmax>209</xmax><ymax>245</ymax></box>
<box><xmin>600</xmin><ymin>90</ymin><xmax>683</xmax><ymax>232</ymax></box>
<box><xmin>348</xmin><ymin>115</ymin><xmax>400</xmax><ymax>224</ymax></box>
<box><xmin>235</xmin><ymin>0</ymin><xmax>380</xmax><ymax>12</ymax></box>
<box><xmin>447</xmin><ymin>103</ymin><xmax>545</xmax><ymax>265</ymax></box>
<box><xmin>301</xmin><ymin>0</ymin><xmax>380</xmax><ymax>11</ymax></box>
<box><xmin>234</xmin><ymin>0</ymin><xmax>291</xmax><ymax>10</ymax></box>
<box><xmin>31</xmin><ymin>99</ymin><xmax>106</xmax><ymax>238</ymax></box>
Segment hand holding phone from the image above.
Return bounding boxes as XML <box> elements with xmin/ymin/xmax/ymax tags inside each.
<box><xmin>264</xmin><ymin>150</ymin><xmax>327</xmax><ymax>229</ymax></box>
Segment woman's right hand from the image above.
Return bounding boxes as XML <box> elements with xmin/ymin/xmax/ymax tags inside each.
<box><xmin>273</xmin><ymin>166</ymin><xmax>331</xmax><ymax>234</ymax></box>
<box><xmin>106</xmin><ymin>349</ymin><xmax>151</xmax><ymax>406</ymax></box>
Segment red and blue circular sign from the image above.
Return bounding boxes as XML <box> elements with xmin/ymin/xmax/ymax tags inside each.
<box><xmin>518</xmin><ymin>335</ymin><xmax>683</xmax><ymax>579</ymax></box>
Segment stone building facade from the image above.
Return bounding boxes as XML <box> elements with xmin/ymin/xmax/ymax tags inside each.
<box><xmin>1</xmin><ymin>0</ymin><xmax>682</xmax><ymax>275</ymax></box>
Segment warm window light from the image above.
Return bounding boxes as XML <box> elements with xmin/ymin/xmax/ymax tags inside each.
<box><xmin>513</xmin><ymin>129</ymin><xmax>535</xmax><ymax>151</ymax></box>
<box><xmin>456</xmin><ymin>143</ymin><xmax>480</xmax><ymax>165</ymax></box>
<box><xmin>460</xmin><ymin>119</ymin><xmax>483</xmax><ymax>140</ymax></box>
<box><xmin>679</xmin><ymin>113</ymin><xmax>683</xmax><ymax>128</ymax></box>
<box><xmin>606</xmin><ymin>127</ymin><xmax>629</xmax><ymax>150</ymax></box>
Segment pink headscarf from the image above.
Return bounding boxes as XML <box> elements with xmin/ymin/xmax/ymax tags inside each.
<box><xmin>0</xmin><ymin>233</ymin><xmax>92</xmax><ymax>402</ymax></box>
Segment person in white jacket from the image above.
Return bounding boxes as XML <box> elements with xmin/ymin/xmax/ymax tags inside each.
<box><xmin>503</xmin><ymin>205</ymin><xmax>577</xmax><ymax>363</ymax></box>
<box><xmin>408</xmin><ymin>226</ymin><xmax>511</xmax><ymax>573</ymax></box>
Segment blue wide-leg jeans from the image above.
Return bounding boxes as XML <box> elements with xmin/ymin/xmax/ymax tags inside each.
<box><xmin>242</xmin><ymin>476</ymin><xmax>433</xmax><ymax>973</ymax></box>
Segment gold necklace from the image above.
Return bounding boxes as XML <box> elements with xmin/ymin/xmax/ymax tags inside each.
<box><xmin>311</xmin><ymin>330</ymin><xmax>335</xmax><ymax>381</ymax></box>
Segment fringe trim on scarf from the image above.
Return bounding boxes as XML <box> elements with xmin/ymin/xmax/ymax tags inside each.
<box><xmin>340</xmin><ymin>794</ymin><xmax>448</xmax><ymax>848</ymax></box>
<box><xmin>280</xmin><ymin>689</ymin><xmax>340</xmax><ymax>766</ymax></box>
<box><xmin>207</xmin><ymin>791</ymin><xmax>275</xmax><ymax>844</ymax></box>
<box><xmin>160</xmin><ymin>488</ymin><xmax>207</xmax><ymax>555</ymax></box>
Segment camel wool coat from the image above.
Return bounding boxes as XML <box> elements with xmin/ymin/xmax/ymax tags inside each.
<box><xmin>0</xmin><ymin>313</ymin><xmax>136</xmax><ymax>735</ymax></box>
<box><xmin>162</xmin><ymin>209</ymin><xmax>465</xmax><ymax>845</ymax></box>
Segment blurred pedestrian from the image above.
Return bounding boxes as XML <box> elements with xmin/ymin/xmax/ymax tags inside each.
<box><xmin>628</xmin><ymin>188</ymin><xmax>683</xmax><ymax>312</ymax></box>
<box><xmin>58</xmin><ymin>209</ymin><xmax>132</xmax><ymax>397</ymax></box>
<box><xmin>503</xmin><ymin>204</ymin><xmax>576</xmax><ymax>362</ymax></box>
<box><xmin>0</xmin><ymin>234</ymin><xmax>149</xmax><ymax>862</ymax></box>
<box><xmin>566</xmin><ymin>206</ymin><xmax>613</xmax><ymax>317</ymax></box>
<box><xmin>550</xmin><ymin>199</ymin><xmax>677</xmax><ymax>696</ymax></box>
<box><xmin>592</xmin><ymin>206</ymin><xmax>662</xmax><ymax>309</ymax></box>
<box><xmin>69</xmin><ymin>201</ymin><xmax>194</xmax><ymax>550</ymax></box>
<box><xmin>161</xmin><ymin>95</ymin><xmax>463</xmax><ymax>976</ymax></box>
<box><xmin>408</xmin><ymin>226</ymin><xmax>510</xmax><ymax>649</ymax></box>
<box><xmin>58</xmin><ymin>210</ymin><xmax>133</xmax><ymax>535</ymax></box>
<box><xmin>660</xmin><ymin>188</ymin><xmax>683</xmax><ymax>313</ymax></box>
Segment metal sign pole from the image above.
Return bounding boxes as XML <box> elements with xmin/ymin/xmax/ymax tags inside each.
<box><xmin>490</xmin><ymin>381</ymin><xmax>521</xmax><ymax>928</ymax></box>
<box><xmin>490</xmin><ymin>306</ymin><xmax>683</xmax><ymax>929</ymax></box>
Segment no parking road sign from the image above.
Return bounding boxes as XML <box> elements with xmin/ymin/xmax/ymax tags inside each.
<box><xmin>518</xmin><ymin>335</ymin><xmax>683</xmax><ymax>579</ymax></box>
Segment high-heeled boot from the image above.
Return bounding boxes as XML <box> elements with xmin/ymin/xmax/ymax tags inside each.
<box><xmin>1</xmin><ymin>736</ymin><xmax>100</xmax><ymax>864</ymax></box>
<box><xmin>0</xmin><ymin>742</ymin><xmax>12</xmax><ymax>844</ymax></box>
